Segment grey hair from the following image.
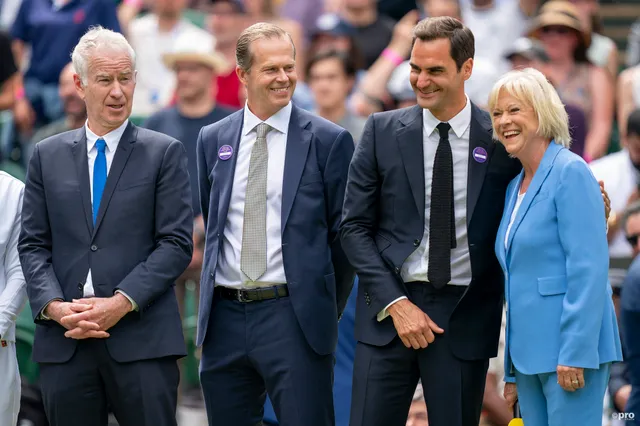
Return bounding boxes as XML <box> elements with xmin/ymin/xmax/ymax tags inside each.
<box><xmin>71</xmin><ymin>26</ymin><xmax>136</xmax><ymax>86</ymax></box>
<box><xmin>622</xmin><ymin>200</ymin><xmax>640</xmax><ymax>236</ymax></box>
<box><xmin>236</xmin><ymin>22</ymin><xmax>296</xmax><ymax>73</ymax></box>
<box><xmin>488</xmin><ymin>67</ymin><xmax>571</xmax><ymax>148</ymax></box>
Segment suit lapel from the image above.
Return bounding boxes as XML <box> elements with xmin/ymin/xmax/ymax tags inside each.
<box><xmin>505</xmin><ymin>143</ymin><xmax>563</xmax><ymax>256</ymax></box>
<box><xmin>397</xmin><ymin>105</ymin><xmax>425</xmax><ymax>222</ymax></box>
<box><xmin>497</xmin><ymin>171</ymin><xmax>523</xmax><ymax>265</ymax></box>
<box><xmin>217</xmin><ymin>112</ymin><xmax>244</xmax><ymax>232</ymax></box>
<box><xmin>467</xmin><ymin>103</ymin><xmax>495</xmax><ymax>226</ymax></box>
<box><xmin>282</xmin><ymin>106</ymin><xmax>312</xmax><ymax>230</ymax></box>
<box><xmin>71</xmin><ymin>128</ymin><xmax>93</xmax><ymax>235</ymax></box>
<box><xmin>92</xmin><ymin>122</ymin><xmax>137</xmax><ymax>240</ymax></box>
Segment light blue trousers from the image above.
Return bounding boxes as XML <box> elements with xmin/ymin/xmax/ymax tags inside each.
<box><xmin>515</xmin><ymin>364</ymin><xmax>610</xmax><ymax>426</ymax></box>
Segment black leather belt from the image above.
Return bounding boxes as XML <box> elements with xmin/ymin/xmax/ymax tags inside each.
<box><xmin>216</xmin><ymin>284</ymin><xmax>289</xmax><ymax>303</ymax></box>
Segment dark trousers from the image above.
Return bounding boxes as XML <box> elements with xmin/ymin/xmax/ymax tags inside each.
<box><xmin>199</xmin><ymin>291</ymin><xmax>335</xmax><ymax>426</ymax></box>
<box><xmin>350</xmin><ymin>282</ymin><xmax>489</xmax><ymax>426</ymax></box>
<box><xmin>39</xmin><ymin>339</ymin><xmax>180</xmax><ymax>426</ymax></box>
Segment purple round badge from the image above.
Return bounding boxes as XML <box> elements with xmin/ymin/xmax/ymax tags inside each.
<box><xmin>218</xmin><ymin>145</ymin><xmax>233</xmax><ymax>161</ymax></box>
<box><xmin>472</xmin><ymin>147</ymin><xmax>488</xmax><ymax>163</ymax></box>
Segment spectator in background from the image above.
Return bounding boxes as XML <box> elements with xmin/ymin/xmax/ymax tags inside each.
<box><xmin>566</xmin><ymin>0</ymin><xmax>619</xmax><ymax>79</ymax></box>
<box><xmin>460</xmin><ymin>0</ymin><xmax>541</xmax><ymax>75</ymax></box>
<box><xmin>591</xmin><ymin>109</ymin><xmax>640</xmax><ymax>281</ymax></box>
<box><xmin>406</xmin><ymin>383</ymin><xmax>429</xmax><ymax>426</ymax></box>
<box><xmin>307</xmin><ymin>50</ymin><xmax>366</xmax><ymax>143</ymax></box>
<box><xmin>620</xmin><ymin>201</ymin><xmax>640</xmax><ymax>426</ymax></box>
<box><xmin>27</xmin><ymin>63</ymin><xmax>87</xmax><ymax>161</ymax></box>
<box><xmin>277</xmin><ymin>0</ymin><xmax>324</xmax><ymax>45</ymax></box>
<box><xmin>207</xmin><ymin>0</ymin><xmax>247</xmax><ymax>109</ymax></box>
<box><xmin>340</xmin><ymin>0</ymin><xmax>396</xmax><ymax>69</ymax></box>
<box><xmin>0</xmin><ymin>0</ymin><xmax>23</xmax><ymax>30</ymax></box>
<box><xmin>309</xmin><ymin>13</ymin><xmax>364</xmax><ymax>72</ymax></box>
<box><xmin>617</xmin><ymin>63</ymin><xmax>640</xmax><ymax>144</ymax></box>
<box><xmin>528</xmin><ymin>0</ymin><xmax>613</xmax><ymax>162</ymax></box>
<box><xmin>0</xmin><ymin>31</ymin><xmax>17</xmax><ymax>113</ymax></box>
<box><xmin>143</xmin><ymin>32</ymin><xmax>233</xmax><ymax>217</ymax></box>
<box><xmin>627</xmin><ymin>18</ymin><xmax>640</xmax><ymax>68</ymax></box>
<box><xmin>10</xmin><ymin>0</ymin><xmax>121</xmax><ymax>130</ymax></box>
<box><xmin>128</xmin><ymin>0</ymin><xmax>213</xmax><ymax>118</ymax></box>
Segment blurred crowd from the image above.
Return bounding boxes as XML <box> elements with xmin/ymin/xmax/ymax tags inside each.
<box><xmin>1</xmin><ymin>0</ymin><xmax>639</xmax><ymax>425</ymax></box>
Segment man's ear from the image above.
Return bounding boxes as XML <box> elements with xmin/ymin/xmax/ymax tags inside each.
<box><xmin>236</xmin><ymin>65</ymin><xmax>248</xmax><ymax>87</ymax></box>
<box><xmin>73</xmin><ymin>74</ymin><xmax>86</xmax><ymax>100</ymax></box>
<box><xmin>462</xmin><ymin>58</ymin><xmax>474</xmax><ymax>82</ymax></box>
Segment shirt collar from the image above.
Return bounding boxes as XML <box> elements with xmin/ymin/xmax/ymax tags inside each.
<box><xmin>243</xmin><ymin>102</ymin><xmax>293</xmax><ymax>136</ymax></box>
<box><xmin>85</xmin><ymin>120</ymin><xmax>129</xmax><ymax>153</ymax></box>
<box><xmin>422</xmin><ymin>95</ymin><xmax>472</xmax><ymax>139</ymax></box>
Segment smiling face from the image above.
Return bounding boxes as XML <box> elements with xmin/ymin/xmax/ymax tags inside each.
<box><xmin>74</xmin><ymin>50</ymin><xmax>135</xmax><ymax>136</ymax></box>
<box><xmin>409</xmin><ymin>37</ymin><xmax>472</xmax><ymax>120</ymax></box>
<box><xmin>237</xmin><ymin>36</ymin><xmax>297</xmax><ymax>120</ymax></box>
<box><xmin>491</xmin><ymin>90</ymin><xmax>541</xmax><ymax>158</ymax></box>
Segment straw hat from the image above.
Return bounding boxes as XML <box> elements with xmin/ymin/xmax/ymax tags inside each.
<box><xmin>527</xmin><ymin>1</ymin><xmax>591</xmax><ymax>48</ymax></box>
<box><xmin>162</xmin><ymin>32</ymin><xmax>229</xmax><ymax>73</ymax></box>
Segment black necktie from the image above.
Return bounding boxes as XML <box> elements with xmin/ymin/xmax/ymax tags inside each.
<box><xmin>428</xmin><ymin>122</ymin><xmax>456</xmax><ymax>289</ymax></box>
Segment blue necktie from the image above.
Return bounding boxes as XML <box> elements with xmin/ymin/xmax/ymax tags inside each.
<box><xmin>93</xmin><ymin>138</ymin><xmax>107</xmax><ymax>225</ymax></box>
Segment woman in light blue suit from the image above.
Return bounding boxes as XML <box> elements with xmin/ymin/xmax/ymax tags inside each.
<box><xmin>488</xmin><ymin>68</ymin><xmax>623</xmax><ymax>426</ymax></box>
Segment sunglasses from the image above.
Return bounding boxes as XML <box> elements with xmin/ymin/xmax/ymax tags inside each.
<box><xmin>541</xmin><ymin>26</ymin><xmax>573</xmax><ymax>35</ymax></box>
<box><xmin>627</xmin><ymin>234</ymin><xmax>640</xmax><ymax>246</ymax></box>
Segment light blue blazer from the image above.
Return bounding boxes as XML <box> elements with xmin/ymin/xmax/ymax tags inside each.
<box><xmin>495</xmin><ymin>142</ymin><xmax>622</xmax><ymax>381</ymax></box>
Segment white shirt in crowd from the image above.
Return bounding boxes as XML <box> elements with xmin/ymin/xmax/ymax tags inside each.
<box><xmin>0</xmin><ymin>171</ymin><xmax>27</xmax><ymax>342</ymax></box>
<box><xmin>215</xmin><ymin>102</ymin><xmax>293</xmax><ymax>289</ymax></box>
<box><xmin>379</xmin><ymin>97</ymin><xmax>473</xmax><ymax>320</ymax></box>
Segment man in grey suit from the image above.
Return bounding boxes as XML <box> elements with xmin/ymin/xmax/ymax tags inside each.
<box><xmin>18</xmin><ymin>27</ymin><xmax>193</xmax><ymax>426</ymax></box>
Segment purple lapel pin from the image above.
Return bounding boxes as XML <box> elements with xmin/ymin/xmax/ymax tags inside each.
<box><xmin>472</xmin><ymin>147</ymin><xmax>488</xmax><ymax>163</ymax></box>
<box><xmin>218</xmin><ymin>145</ymin><xmax>233</xmax><ymax>161</ymax></box>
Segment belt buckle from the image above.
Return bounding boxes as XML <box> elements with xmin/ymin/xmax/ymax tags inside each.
<box><xmin>236</xmin><ymin>290</ymin><xmax>251</xmax><ymax>303</ymax></box>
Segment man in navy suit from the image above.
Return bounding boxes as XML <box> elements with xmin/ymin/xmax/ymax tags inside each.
<box><xmin>340</xmin><ymin>17</ymin><xmax>523</xmax><ymax>426</ymax></box>
<box><xmin>18</xmin><ymin>27</ymin><xmax>193</xmax><ymax>426</ymax></box>
<box><xmin>196</xmin><ymin>22</ymin><xmax>355</xmax><ymax>426</ymax></box>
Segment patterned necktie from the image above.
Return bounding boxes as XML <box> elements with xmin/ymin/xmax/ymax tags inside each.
<box><xmin>93</xmin><ymin>138</ymin><xmax>107</xmax><ymax>225</ymax></box>
<box><xmin>241</xmin><ymin>122</ymin><xmax>272</xmax><ymax>282</ymax></box>
<box><xmin>428</xmin><ymin>122</ymin><xmax>456</xmax><ymax>288</ymax></box>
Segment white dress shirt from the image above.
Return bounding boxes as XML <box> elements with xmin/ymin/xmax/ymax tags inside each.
<box><xmin>215</xmin><ymin>102</ymin><xmax>293</xmax><ymax>289</ymax></box>
<box><xmin>379</xmin><ymin>97</ymin><xmax>473</xmax><ymax>320</ymax></box>
<box><xmin>0</xmin><ymin>172</ymin><xmax>27</xmax><ymax>341</ymax></box>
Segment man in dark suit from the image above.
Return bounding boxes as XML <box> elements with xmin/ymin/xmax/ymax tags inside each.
<box><xmin>340</xmin><ymin>17</ymin><xmax>522</xmax><ymax>426</ymax></box>
<box><xmin>18</xmin><ymin>27</ymin><xmax>193</xmax><ymax>426</ymax></box>
<box><xmin>196</xmin><ymin>22</ymin><xmax>355</xmax><ymax>426</ymax></box>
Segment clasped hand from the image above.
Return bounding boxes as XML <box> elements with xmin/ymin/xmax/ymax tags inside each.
<box><xmin>45</xmin><ymin>294</ymin><xmax>132</xmax><ymax>340</ymax></box>
<box><xmin>388</xmin><ymin>299</ymin><xmax>444</xmax><ymax>349</ymax></box>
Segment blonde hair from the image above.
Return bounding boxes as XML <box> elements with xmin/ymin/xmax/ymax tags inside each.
<box><xmin>487</xmin><ymin>68</ymin><xmax>571</xmax><ymax>148</ymax></box>
<box><xmin>236</xmin><ymin>22</ymin><xmax>296</xmax><ymax>72</ymax></box>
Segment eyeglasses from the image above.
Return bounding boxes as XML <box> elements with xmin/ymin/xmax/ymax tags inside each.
<box><xmin>627</xmin><ymin>234</ymin><xmax>640</xmax><ymax>247</ymax></box>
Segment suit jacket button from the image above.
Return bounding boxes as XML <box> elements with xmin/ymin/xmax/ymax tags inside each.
<box><xmin>90</xmin><ymin>245</ymin><xmax>98</xmax><ymax>252</ymax></box>
<box><xmin>394</xmin><ymin>267</ymin><xmax>400</xmax><ymax>274</ymax></box>
<box><xmin>414</xmin><ymin>239</ymin><xmax>420</xmax><ymax>247</ymax></box>
<box><xmin>78</xmin><ymin>283</ymin><xmax>83</xmax><ymax>290</ymax></box>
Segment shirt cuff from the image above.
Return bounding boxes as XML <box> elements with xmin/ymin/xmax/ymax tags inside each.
<box><xmin>377</xmin><ymin>296</ymin><xmax>408</xmax><ymax>322</ymax></box>
<box><xmin>115</xmin><ymin>290</ymin><xmax>138</xmax><ymax>312</ymax></box>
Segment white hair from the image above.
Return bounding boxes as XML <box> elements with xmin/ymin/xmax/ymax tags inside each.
<box><xmin>71</xmin><ymin>26</ymin><xmax>136</xmax><ymax>86</ymax></box>
<box><xmin>487</xmin><ymin>67</ymin><xmax>571</xmax><ymax>148</ymax></box>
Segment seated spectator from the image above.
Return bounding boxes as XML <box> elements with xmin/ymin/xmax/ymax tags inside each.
<box><xmin>340</xmin><ymin>0</ymin><xmax>396</xmax><ymax>70</ymax></box>
<box><xmin>307</xmin><ymin>50</ymin><xmax>366</xmax><ymax>143</ymax></box>
<box><xmin>309</xmin><ymin>13</ymin><xmax>365</xmax><ymax>72</ymax></box>
<box><xmin>503</xmin><ymin>37</ymin><xmax>548</xmax><ymax>71</ymax></box>
<box><xmin>128</xmin><ymin>0</ymin><xmax>213</xmax><ymax>118</ymax></box>
<box><xmin>617</xmin><ymin>64</ymin><xmax>640</xmax><ymax>144</ymax></box>
<box><xmin>143</xmin><ymin>33</ymin><xmax>234</xmax><ymax>217</ymax></box>
<box><xmin>407</xmin><ymin>383</ymin><xmax>428</xmax><ymax>426</ymax></box>
<box><xmin>27</xmin><ymin>63</ymin><xmax>87</xmax><ymax>163</ymax></box>
<box><xmin>528</xmin><ymin>0</ymin><xmax>613</xmax><ymax>161</ymax></box>
<box><xmin>620</xmin><ymin>201</ymin><xmax>640</xmax><ymax>425</ymax></box>
<box><xmin>565</xmin><ymin>0</ymin><xmax>619</xmax><ymax>78</ymax></box>
<box><xmin>206</xmin><ymin>0</ymin><xmax>248</xmax><ymax>109</ymax></box>
<box><xmin>10</xmin><ymin>0</ymin><xmax>120</xmax><ymax>129</ymax></box>
<box><xmin>591</xmin><ymin>109</ymin><xmax>640</xmax><ymax>284</ymax></box>
<box><xmin>0</xmin><ymin>30</ymin><xmax>17</xmax><ymax>113</ymax></box>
